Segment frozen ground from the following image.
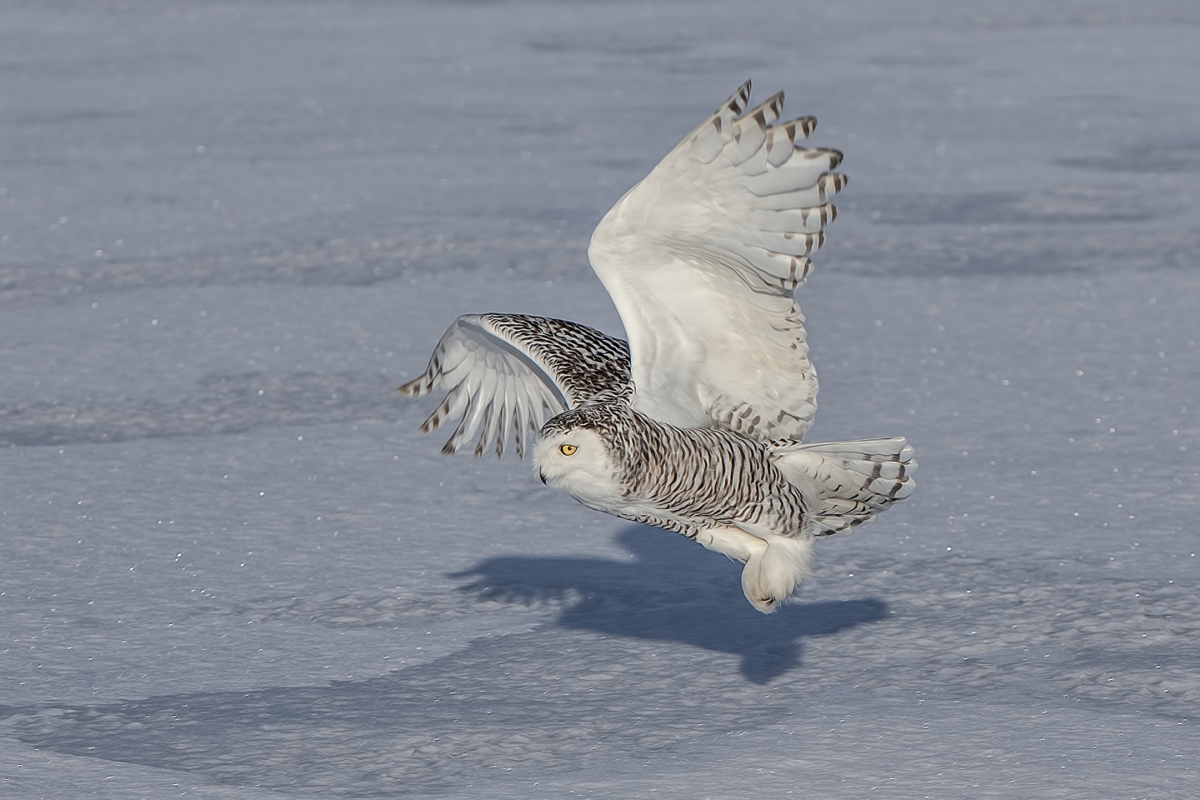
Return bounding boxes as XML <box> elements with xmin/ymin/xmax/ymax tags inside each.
<box><xmin>1</xmin><ymin>1</ymin><xmax>1198</xmax><ymax>797</ymax></box>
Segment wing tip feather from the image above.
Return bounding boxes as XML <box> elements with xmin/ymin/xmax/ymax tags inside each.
<box><xmin>397</xmin><ymin>374</ymin><xmax>432</xmax><ymax>397</ymax></box>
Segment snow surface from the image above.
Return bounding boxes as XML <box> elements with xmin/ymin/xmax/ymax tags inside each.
<box><xmin>1</xmin><ymin>1</ymin><xmax>1198</xmax><ymax>797</ymax></box>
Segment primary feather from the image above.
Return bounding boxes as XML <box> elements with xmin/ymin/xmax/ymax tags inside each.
<box><xmin>398</xmin><ymin>314</ymin><xmax>630</xmax><ymax>458</ymax></box>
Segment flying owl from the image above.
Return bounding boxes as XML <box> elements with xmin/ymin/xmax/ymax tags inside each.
<box><xmin>399</xmin><ymin>83</ymin><xmax>916</xmax><ymax>612</ymax></box>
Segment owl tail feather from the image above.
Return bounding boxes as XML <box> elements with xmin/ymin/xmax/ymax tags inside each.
<box><xmin>769</xmin><ymin>437</ymin><xmax>917</xmax><ymax>537</ymax></box>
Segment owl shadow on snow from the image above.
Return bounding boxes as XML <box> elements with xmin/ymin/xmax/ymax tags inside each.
<box><xmin>452</xmin><ymin>525</ymin><xmax>888</xmax><ymax>684</ymax></box>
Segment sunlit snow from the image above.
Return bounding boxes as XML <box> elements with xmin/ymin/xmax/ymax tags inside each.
<box><xmin>1</xmin><ymin>1</ymin><xmax>1197</xmax><ymax>797</ymax></box>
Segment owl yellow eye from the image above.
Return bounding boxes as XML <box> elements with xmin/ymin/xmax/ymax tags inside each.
<box><xmin>559</xmin><ymin>444</ymin><xmax>577</xmax><ymax>456</ymax></box>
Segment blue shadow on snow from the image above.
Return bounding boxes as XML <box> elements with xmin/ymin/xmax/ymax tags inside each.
<box><xmin>453</xmin><ymin>525</ymin><xmax>888</xmax><ymax>684</ymax></box>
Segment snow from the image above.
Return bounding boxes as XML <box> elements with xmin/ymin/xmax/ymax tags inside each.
<box><xmin>1</xmin><ymin>1</ymin><xmax>1198</xmax><ymax>797</ymax></box>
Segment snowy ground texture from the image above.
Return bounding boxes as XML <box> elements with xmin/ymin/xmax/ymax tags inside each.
<box><xmin>1</xmin><ymin>1</ymin><xmax>1199</xmax><ymax>797</ymax></box>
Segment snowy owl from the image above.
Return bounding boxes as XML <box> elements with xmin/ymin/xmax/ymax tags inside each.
<box><xmin>399</xmin><ymin>83</ymin><xmax>915</xmax><ymax>612</ymax></box>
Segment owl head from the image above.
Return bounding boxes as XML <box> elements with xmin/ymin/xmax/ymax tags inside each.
<box><xmin>532</xmin><ymin>404</ymin><xmax>631</xmax><ymax>511</ymax></box>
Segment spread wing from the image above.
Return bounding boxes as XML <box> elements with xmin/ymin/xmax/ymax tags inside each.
<box><xmin>398</xmin><ymin>314</ymin><xmax>631</xmax><ymax>458</ymax></box>
<box><xmin>588</xmin><ymin>82</ymin><xmax>846</xmax><ymax>442</ymax></box>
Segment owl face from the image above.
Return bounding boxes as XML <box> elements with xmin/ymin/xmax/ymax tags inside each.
<box><xmin>533</xmin><ymin>422</ymin><xmax>626</xmax><ymax>512</ymax></box>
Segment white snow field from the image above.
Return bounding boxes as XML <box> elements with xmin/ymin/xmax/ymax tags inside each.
<box><xmin>1</xmin><ymin>1</ymin><xmax>1198</xmax><ymax>797</ymax></box>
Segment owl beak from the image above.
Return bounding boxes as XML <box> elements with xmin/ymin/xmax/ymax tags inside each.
<box><xmin>538</xmin><ymin>470</ymin><xmax>547</xmax><ymax>485</ymax></box>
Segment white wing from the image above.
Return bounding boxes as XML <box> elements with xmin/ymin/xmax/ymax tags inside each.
<box><xmin>398</xmin><ymin>314</ymin><xmax>631</xmax><ymax>458</ymax></box>
<box><xmin>588</xmin><ymin>82</ymin><xmax>846</xmax><ymax>442</ymax></box>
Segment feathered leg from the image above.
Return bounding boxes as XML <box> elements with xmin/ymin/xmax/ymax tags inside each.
<box><xmin>693</xmin><ymin>525</ymin><xmax>764</xmax><ymax>564</ymax></box>
<box><xmin>740</xmin><ymin>533</ymin><xmax>813</xmax><ymax>613</ymax></box>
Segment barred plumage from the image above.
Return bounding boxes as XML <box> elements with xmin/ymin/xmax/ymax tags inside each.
<box><xmin>540</xmin><ymin>403</ymin><xmax>806</xmax><ymax>537</ymax></box>
<box><xmin>399</xmin><ymin>83</ymin><xmax>916</xmax><ymax>612</ymax></box>
<box><xmin>535</xmin><ymin>402</ymin><xmax>915</xmax><ymax>613</ymax></box>
<box><xmin>398</xmin><ymin>314</ymin><xmax>631</xmax><ymax>458</ymax></box>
